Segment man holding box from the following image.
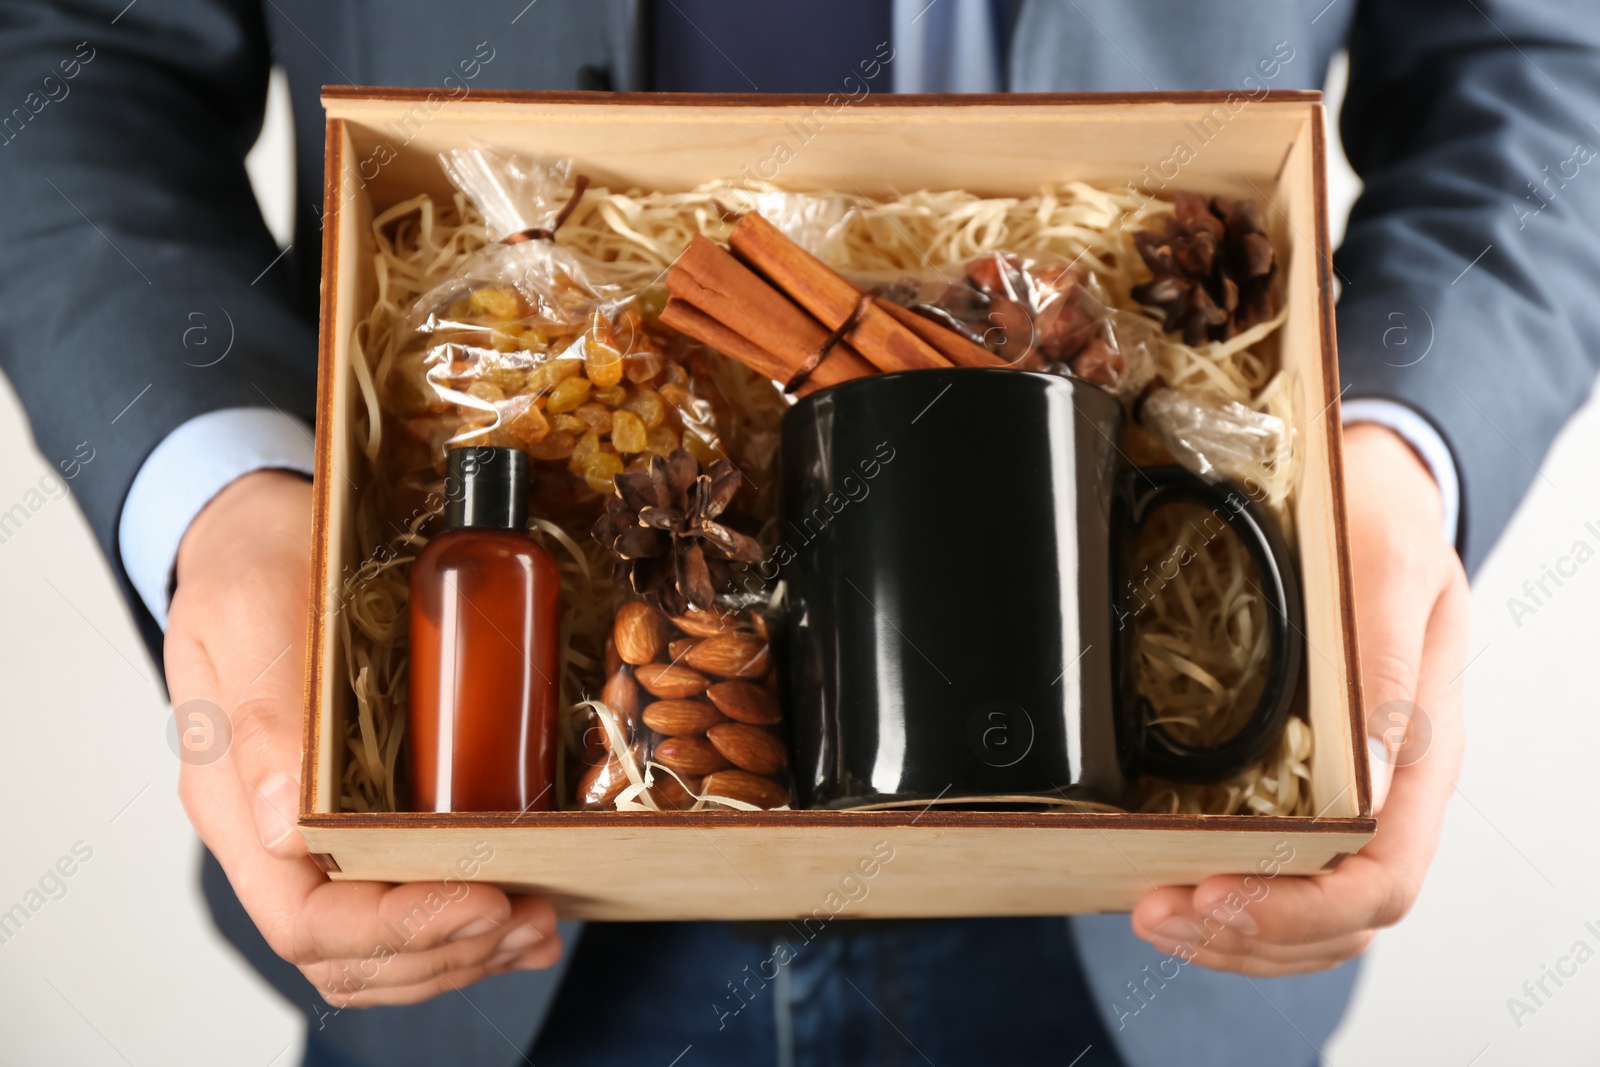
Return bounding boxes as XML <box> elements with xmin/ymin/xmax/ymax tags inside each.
<box><xmin>2</xmin><ymin>1</ymin><xmax>1595</xmax><ymax>1064</ymax></box>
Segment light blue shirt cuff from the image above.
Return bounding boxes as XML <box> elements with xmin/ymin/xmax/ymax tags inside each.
<box><xmin>1341</xmin><ymin>398</ymin><xmax>1460</xmax><ymax>547</ymax></box>
<box><xmin>118</xmin><ymin>407</ymin><xmax>315</xmax><ymax>629</ymax></box>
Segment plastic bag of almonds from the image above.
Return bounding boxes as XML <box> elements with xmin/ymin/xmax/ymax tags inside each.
<box><xmin>575</xmin><ymin>598</ymin><xmax>791</xmax><ymax>810</ymax></box>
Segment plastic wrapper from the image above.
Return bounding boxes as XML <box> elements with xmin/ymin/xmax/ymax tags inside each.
<box><xmin>863</xmin><ymin>250</ymin><xmax>1288</xmax><ymax>492</ymax></box>
<box><xmin>1135</xmin><ymin>385</ymin><xmax>1289</xmax><ymax>487</ymax></box>
<box><xmin>575</xmin><ymin>598</ymin><xmax>792</xmax><ymax>811</ymax></box>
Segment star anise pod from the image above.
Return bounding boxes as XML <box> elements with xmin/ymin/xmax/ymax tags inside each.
<box><xmin>1131</xmin><ymin>192</ymin><xmax>1277</xmax><ymax>346</ymax></box>
<box><xmin>592</xmin><ymin>448</ymin><xmax>763</xmax><ymax>614</ymax></box>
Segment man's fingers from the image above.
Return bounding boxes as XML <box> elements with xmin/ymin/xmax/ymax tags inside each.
<box><xmin>1160</xmin><ymin>936</ymin><xmax>1369</xmax><ymax>978</ymax></box>
<box><xmin>1358</xmin><ymin>564</ymin><xmax>1469</xmax><ymax>875</ymax></box>
<box><xmin>1349</xmin><ymin>537</ymin><xmax>1440</xmax><ymax>812</ymax></box>
<box><xmin>303</xmin><ymin>897</ymin><xmax>560</xmax><ymax>996</ymax></box>
<box><xmin>321</xmin><ymin>936</ymin><xmax>565</xmax><ymax>1010</ymax></box>
<box><xmin>278</xmin><ymin>880</ymin><xmax>529</xmax><ymax>966</ymax></box>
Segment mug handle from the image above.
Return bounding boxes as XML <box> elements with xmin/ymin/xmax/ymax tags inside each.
<box><xmin>1114</xmin><ymin>465</ymin><xmax>1304</xmax><ymax>782</ymax></box>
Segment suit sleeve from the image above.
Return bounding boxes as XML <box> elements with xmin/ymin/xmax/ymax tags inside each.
<box><xmin>1334</xmin><ymin>0</ymin><xmax>1600</xmax><ymax>575</ymax></box>
<box><xmin>0</xmin><ymin>0</ymin><xmax>318</xmax><ymax>653</ymax></box>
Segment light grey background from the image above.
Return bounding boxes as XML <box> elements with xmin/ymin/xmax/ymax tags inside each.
<box><xmin>2</xmin><ymin>59</ymin><xmax>1595</xmax><ymax>1065</ymax></box>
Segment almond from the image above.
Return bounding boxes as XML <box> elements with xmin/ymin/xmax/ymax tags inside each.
<box><xmin>604</xmin><ymin>636</ymin><xmax>622</xmax><ymax>677</ymax></box>
<box><xmin>614</xmin><ymin>600</ymin><xmax>668</xmax><ymax>665</ymax></box>
<box><xmin>601</xmin><ymin>668</ymin><xmax>641</xmax><ymax>734</ymax></box>
<box><xmin>702</xmin><ymin>770</ymin><xmax>792</xmax><ymax>809</ymax></box>
<box><xmin>667</xmin><ymin>637</ymin><xmax>699</xmax><ymax>662</ymax></box>
<box><xmin>705</xmin><ymin>723</ymin><xmax>787</xmax><ymax>776</ymax></box>
<box><xmin>575</xmin><ymin>756</ymin><xmax>629</xmax><ymax>809</ymax></box>
<box><xmin>641</xmin><ymin>699</ymin><xmax>726</xmax><ymax>736</ymax></box>
<box><xmin>705</xmin><ymin>680</ymin><xmax>782</xmax><ymax>726</ymax></box>
<box><xmin>653</xmin><ymin>735</ymin><xmax>731</xmax><ymax>777</ymax></box>
<box><xmin>685</xmin><ymin>632</ymin><xmax>769</xmax><ymax>679</ymax></box>
<box><xmin>647</xmin><ymin>773</ymin><xmax>702</xmax><ymax>811</ymax></box>
<box><xmin>575</xmin><ymin>707</ymin><xmax>609</xmax><ymax>768</ymax></box>
<box><xmin>635</xmin><ymin>663</ymin><xmax>710</xmax><ymax>698</ymax></box>
<box><xmin>670</xmin><ymin>609</ymin><xmax>735</xmax><ymax>638</ymax></box>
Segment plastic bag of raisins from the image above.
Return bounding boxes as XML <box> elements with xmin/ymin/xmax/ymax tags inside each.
<box><xmin>380</xmin><ymin>148</ymin><xmax>783</xmax><ymax>529</ymax></box>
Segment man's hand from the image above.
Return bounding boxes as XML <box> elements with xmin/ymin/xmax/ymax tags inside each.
<box><xmin>1130</xmin><ymin>423</ymin><xmax>1469</xmax><ymax>975</ymax></box>
<box><xmin>166</xmin><ymin>471</ymin><xmax>561</xmax><ymax>1006</ymax></box>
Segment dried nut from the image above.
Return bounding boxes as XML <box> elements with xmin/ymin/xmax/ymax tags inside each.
<box><xmin>653</xmin><ymin>735</ymin><xmax>731</xmax><ymax>777</ymax></box>
<box><xmin>706</xmin><ymin>680</ymin><xmax>782</xmax><ymax>726</ymax></box>
<box><xmin>705</xmin><ymin>723</ymin><xmax>787</xmax><ymax>776</ymax></box>
<box><xmin>642</xmin><ymin>699</ymin><xmax>726</xmax><ymax>736</ymax></box>
<box><xmin>685</xmin><ymin>632</ymin><xmax>769</xmax><ymax>679</ymax></box>
<box><xmin>576</xmin><ymin>756</ymin><xmax>629</xmax><ymax>809</ymax></box>
<box><xmin>614</xmin><ymin>600</ymin><xmax>668</xmax><ymax>665</ymax></box>
<box><xmin>604</xmin><ymin>637</ymin><xmax>622</xmax><ymax>677</ymax></box>
<box><xmin>671</xmin><ymin>610</ymin><xmax>735</xmax><ymax>638</ymax></box>
<box><xmin>635</xmin><ymin>663</ymin><xmax>710</xmax><ymax>698</ymax></box>
<box><xmin>576</xmin><ymin>707</ymin><xmax>609</xmax><ymax>768</ymax></box>
<box><xmin>702</xmin><ymin>770</ymin><xmax>792</xmax><ymax>809</ymax></box>
<box><xmin>667</xmin><ymin>637</ymin><xmax>699</xmax><ymax>661</ymax></box>
<box><xmin>601</xmin><ymin>668</ymin><xmax>641</xmax><ymax>736</ymax></box>
<box><xmin>647</xmin><ymin>773</ymin><xmax>701</xmax><ymax>811</ymax></box>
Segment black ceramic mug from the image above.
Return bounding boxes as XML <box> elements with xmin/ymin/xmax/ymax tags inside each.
<box><xmin>779</xmin><ymin>368</ymin><xmax>1303</xmax><ymax>810</ymax></box>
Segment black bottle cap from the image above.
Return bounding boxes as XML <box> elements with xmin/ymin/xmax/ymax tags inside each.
<box><xmin>443</xmin><ymin>446</ymin><xmax>528</xmax><ymax>531</ymax></box>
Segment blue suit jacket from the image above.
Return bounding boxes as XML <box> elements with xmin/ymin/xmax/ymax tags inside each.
<box><xmin>5</xmin><ymin>1</ymin><xmax>1598</xmax><ymax>1064</ymax></box>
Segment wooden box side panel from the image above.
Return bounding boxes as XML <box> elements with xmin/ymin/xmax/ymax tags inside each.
<box><xmin>304</xmin><ymin>118</ymin><xmax>375</xmax><ymax>816</ymax></box>
<box><xmin>1273</xmin><ymin>110</ymin><xmax>1367</xmax><ymax>819</ymax></box>
<box><xmin>298</xmin><ymin>822</ymin><xmax>1371</xmax><ymax>920</ymax></box>
<box><xmin>324</xmin><ymin>96</ymin><xmax>1321</xmax><ymax>213</ymax></box>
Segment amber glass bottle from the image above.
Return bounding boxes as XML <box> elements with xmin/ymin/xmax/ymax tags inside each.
<box><xmin>408</xmin><ymin>446</ymin><xmax>560</xmax><ymax>813</ymax></box>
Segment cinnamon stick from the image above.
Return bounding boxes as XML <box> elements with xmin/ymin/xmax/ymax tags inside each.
<box><xmin>659</xmin><ymin>298</ymin><xmax>854</xmax><ymax>397</ymax></box>
<box><xmin>665</xmin><ymin>235</ymin><xmax>875</xmax><ymax>390</ymax></box>
<box><xmin>729</xmin><ymin>213</ymin><xmax>952</xmax><ymax>374</ymax></box>
<box><xmin>875</xmin><ymin>297</ymin><xmax>1011</xmax><ymax>369</ymax></box>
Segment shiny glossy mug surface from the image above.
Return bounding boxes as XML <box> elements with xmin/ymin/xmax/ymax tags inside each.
<box><xmin>780</xmin><ymin>369</ymin><xmax>1302</xmax><ymax>810</ymax></box>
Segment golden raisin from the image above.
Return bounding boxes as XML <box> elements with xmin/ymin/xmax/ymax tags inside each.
<box><xmin>547</xmin><ymin>376</ymin><xmax>593</xmax><ymax>413</ymax></box>
<box><xmin>569</xmin><ymin>430</ymin><xmax>603</xmax><ymax>471</ymax></box>
<box><xmin>502</xmin><ymin>397</ymin><xmax>550</xmax><ymax>446</ymax></box>
<box><xmin>583</xmin><ymin>452</ymin><xmax>625</xmax><ymax>494</ymax></box>
<box><xmin>574</xmin><ymin>402</ymin><xmax>614</xmax><ymax>434</ymax></box>
<box><xmin>489</xmin><ymin>325</ymin><xmax>522</xmax><ymax>353</ymax></box>
<box><xmin>552</xmin><ymin>413</ymin><xmax>588</xmax><ymax>436</ymax></box>
<box><xmin>593</xmin><ymin>384</ymin><xmax>628</xmax><ymax>407</ymax></box>
<box><xmin>623</xmin><ymin>389</ymin><xmax>666</xmax><ymax>428</ymax></box>
<box><xmin>660</xmin><ymin>360</ymin><xmax>689</xmax><ymax>387</ymax></box>
<box><xmin>463</xmin><ymin>381</ymin><xmax>504</xmax><ymax>427</ymax></box>
<box><xmin>644</xmin><ymin>424</ymin><xmax>680</xmax><ymax>457</ymax></box>
<box><xmin>624</xmin><ymin>352</ymin><xmax>663</xmax><ymax>383</ymax></box>
<box><xmin>658</xmin><ymin>383</ymin><xmax>690</xmax><ymax>409</ymax></box>
<box><xmin>683</xmin><ymin>430</ymin><xmax>719</xmax><ymax>467</ymax></box>
<box><xmin>469</xmin><ymin>287</ymin><xmax>521</xmax><ymax>320</ymax></box>
<box><xmin>611</xmin><ymin>410</ymin><xmax>648</xmax><ymax>453</ymax></box>
<box><xmin>547</xmin><ymin>358</ymin><xmax>583</xmax><ymax>385</ymax></box>
<box><xmin>528</xmin><ymin>431</ymin><xmax>576</xmax><ymax>461</ymax></box>
<box><xmin>585</xmin><ymin>340</ymin><xmax>625</xmax><ymax>388</ymax></box>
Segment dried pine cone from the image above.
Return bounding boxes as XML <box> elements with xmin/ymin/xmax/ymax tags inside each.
<box><xmin>592</xmin><ymin>449</ymin><xmax>762</xmax><ymax>614</ymax></box>
<box><xmin>1131</xmin><ymin>192</ymin><xmax>1277</xmax><ymax>345</ymax></box>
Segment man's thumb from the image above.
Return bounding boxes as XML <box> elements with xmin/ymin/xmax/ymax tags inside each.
<box><xmin>254</xmin><ymin>771</ymin><xmax>305</xmax><ymax>855</ymax></box>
